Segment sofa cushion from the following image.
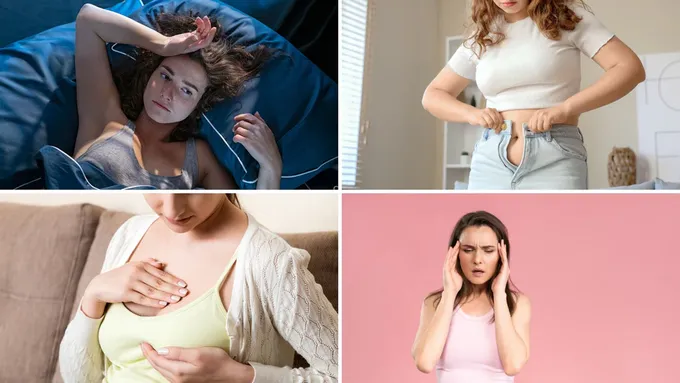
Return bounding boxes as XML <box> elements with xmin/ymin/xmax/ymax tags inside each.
<box><xmin>609</xmin><ymin>180</ymin><xmax>656</xmax><ymax>190</ymax></box>
<box><xmin>69</xmin><ymin>211</ymin><xmax>135</xmax><ymax>320</ymax></box>
<box><xmin>53</xmin><ymin>210</ymin><xmax>135</xmax><ymax>383</ymax></box>
<box><xmin>279</xmin><ymin>231</ymin><xmax>338</xmax><ymax>311</ymax></box>
<box><xmin>0</xmin><ymin>203</ymin><xmax>102</xmax><ymax>382</ymax></box>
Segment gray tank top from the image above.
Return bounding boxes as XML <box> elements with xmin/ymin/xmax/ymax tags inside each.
<box><xmin>78</xmin><ymin>120</ymin><xmax>200</xmax><ymax>189</ymax></box>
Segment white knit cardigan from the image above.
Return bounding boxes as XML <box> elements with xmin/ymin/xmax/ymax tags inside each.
<box><xmin>58</xmin><ymin>214</ymin><xmax>338</xmax><ymax>383</ymax></box>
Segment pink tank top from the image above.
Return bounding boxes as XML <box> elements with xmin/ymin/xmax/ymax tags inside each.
<box><xmin>436</xmin><ymin>306</ymin><xmax>513</xmax><ymax>383</ymax></box>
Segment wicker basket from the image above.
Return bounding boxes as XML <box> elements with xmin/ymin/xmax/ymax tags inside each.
<box><xmin>607</xmin><ymin>147</ymin><xmax>636</xmax><ymax>187</ymax></box>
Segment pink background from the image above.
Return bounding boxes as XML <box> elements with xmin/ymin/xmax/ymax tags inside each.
<box><xmin>342</xmin><ymin>194</ymin><xmax>680</xmax><ymax>383</ymax></box>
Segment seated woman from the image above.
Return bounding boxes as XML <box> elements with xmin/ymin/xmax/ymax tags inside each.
<box><xmin>59</xmin><ymin>193</ymin><xmax>338</xmax><ymax>382</ymax></box>
<box><xmin>73</xmin><ymin>4</ymin><xmax>282</xmax><ymax>189</ymax></box>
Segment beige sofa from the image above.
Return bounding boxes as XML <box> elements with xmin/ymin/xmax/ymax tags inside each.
<box><xmin>0</xmin><ymin>202</ymin><xmax>338</xmax><ymax>383</ymax></box>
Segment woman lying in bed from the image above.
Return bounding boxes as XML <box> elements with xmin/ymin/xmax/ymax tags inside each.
<box><xmin>73</xmin><ymin>4</ymin><xmax>281</xmax><ymax>189</ymax></box>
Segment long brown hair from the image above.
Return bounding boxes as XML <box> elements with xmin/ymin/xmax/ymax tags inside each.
<box><xmin>113</xmin><ymin>12</ymin><xmax>273</xmax><ymax>142</ymax></box>
<box><xmin>466</xmin><ymin>0</ymin><xmax>589</xmax><ymax>57</ymax></box>
<box><xmin>426</xmin><ymin>211</ymin><xmax>519</xmax><ymax>321</ymax></box>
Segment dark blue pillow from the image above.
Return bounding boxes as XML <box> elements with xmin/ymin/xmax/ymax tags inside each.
<box><xmin>111</xmin><ymin>0</ymin><xmax>337</xmax><ymax>189</ymax></box>
<box><xmin>0</xmin><ymin>0</ymin><xmax>337</xmax><ymax>189</ymax></box>
<box><xmin>0</xmin><ymin>0</ymin><xmax>294</xmax><ymax>48</ymax></box>
<box><xmin>227</xmin><ymin>0</ymin><xmax>297</xmax><ymax>30</ymax></box>
<box><xmin>0</xmin><ymin>0</ymin><xmax>143</xmax><ymax>189</ymax></box>
<box><xmin>0</xmin><ymin>0</ymin><xmax>123</xmax><ymax>48</ymax></box>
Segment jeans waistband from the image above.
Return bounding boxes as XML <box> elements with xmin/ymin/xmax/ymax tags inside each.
<box><xmin>483</xmin><ymin>120</ymin><xmax>583</xmax><ymax>141</ymax></box>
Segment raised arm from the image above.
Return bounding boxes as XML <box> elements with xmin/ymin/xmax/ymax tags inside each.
<box><xmin>411</xmin><ymin>243</ymin><xmax>462</xmax><ymax>373</ymax></box>
<box><xmin>411</xmin><ymin>292</ymin><xmax>457</xmax><ymax>373</ymax></box>
<box><xmin>492</xmin><ymin>241</ymin><xmax>531</xmax><ymax>376</ymax></box>
<box><xmin>74</xmin><ymin>5</ymin><xmax>216</xmax><ymax>156</ymax></box>
<box><xmin>493</xmin><ymin>293</ymin><xmax>531</xmax><ymax>376</ymax></box>
<box><xmin>74</xmin><ymin>4</ymin><xmax>171</xmax><ymax>155</ymax></box>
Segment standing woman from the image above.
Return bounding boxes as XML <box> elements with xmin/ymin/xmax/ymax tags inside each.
<box><xmin>59</xmin><ymin>194</ymin><xmax>338</xmax><ymax>382</ymax></box>
<box><xmin>411</xmin><ymin>211</ymin><xmax>531</xmax><ymax>382</ymax></box>
<box><xmin>423</xmin><ymin>0</ymin><xmax>645</xmax><ymax>190</ymax></box>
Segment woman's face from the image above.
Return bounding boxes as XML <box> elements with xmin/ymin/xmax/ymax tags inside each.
<box><xmin>144</xmin><ymin>193</ymin><xmax>225</xmax><ymax>233</ymax></box>
<box><xmin>458</xmin><ymin>225</ymin><xmax>501</xmax><ymax>285</ymax></box>
<box><xmin>492</xmin><ymin>0</ymin><xmax>530</xmax><ymax>14</ymax></box>
<box><xmin>143</xmin><ymin>55</ymin><xmax>209</xmax><ymax>124</ymax></box>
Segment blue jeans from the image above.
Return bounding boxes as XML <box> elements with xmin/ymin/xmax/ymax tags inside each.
<box><xmin>468</xmin><ymin>121</ymin><xmax>588</xmax><ymax>190</ymax></box>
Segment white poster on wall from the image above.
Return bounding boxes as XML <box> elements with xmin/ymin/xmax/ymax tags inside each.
<box><xmin>636</xmin><ymin>52</ymin><xmax>680</xmax><ymax>183</ymax></box>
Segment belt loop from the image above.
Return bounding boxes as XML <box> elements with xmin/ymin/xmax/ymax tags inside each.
<box><xmin>545</xmin><ymin>130</ymin><xmax>552</xmax><ymax>141</ymax></box>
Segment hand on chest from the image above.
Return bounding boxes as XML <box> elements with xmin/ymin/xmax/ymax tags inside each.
<box><xmin>124</xmin><ymin>231</ymin><xmax>238</xmax><ymax>317</ymax></box>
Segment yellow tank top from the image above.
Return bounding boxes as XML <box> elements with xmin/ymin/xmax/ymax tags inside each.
<box><xmin>98</xmin><ymin>255</ymin><xmax>237</xmax><ymax>382</ymax></box>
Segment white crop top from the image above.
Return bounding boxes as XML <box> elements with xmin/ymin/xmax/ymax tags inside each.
<box><xmin>447</xmin><ymin>5</ymin><xmax>614</xmax><ymax>111</ymax></box>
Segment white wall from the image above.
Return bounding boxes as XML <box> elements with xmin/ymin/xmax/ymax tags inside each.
<box><xmin>579</xmin><ymin>0</ymin><xmax>680</xmax><ymax>188</ymax></box>
<box><xmin>0</xmin><ymin>192</ymin><xmax>338</xmax><ymax>233</ymax></box>
<box><xmin>435</xmin><ymin>0</ymin><xmax>680</xmax><ymax>188</ymax></box>
<box><xmin>436</xmin><ymin>0</ymin><xmax>469</xmax><ymax>188</ymax></box>
<box><xmin>360</xmin><ymin>0</ymin><xmax>440</xmax><ymax>189</ymax></box>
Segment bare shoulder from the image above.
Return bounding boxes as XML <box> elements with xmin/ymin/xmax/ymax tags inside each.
<box><xmin>195</xmin><ymin>139</ymin><xmax>219</xmax><ymax>168</ymax></box>
<box><xmin>194</xmin><ymin>138</ymin><xmax>238</xmax><ymax>189</ymax></box>
<box><xmin>194</xmin><ymin>137</ymin><xmax>212</xmax><ymax>152</ymax></box>
<box><xmin>193</xmin><ymin>138</ymin><xmax>215</xmax><ymax>173</ymax></box>
<box><xmin>422</xmin><ymin>292</ymin><xmax>441</xmax><ymax>312</ymax></box>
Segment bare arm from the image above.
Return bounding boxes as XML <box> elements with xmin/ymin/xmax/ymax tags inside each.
<box><xmin>255</xmin><ymin>168</ymin><xmax>281</xmax><ymax>190</ymax></box>
<box><xmin>411</xmin><ymin>292</ymin><xmax>457</xmax><ymax>373</ymax></box>
<box><xmin>74</xmin><ymin>4</ymin><xmax>170</xmax><ymax>155</ymax></box>
<box><xmin>232</xmin><ymin>112</ymin><xmax>282</xmax><ymax>189</ymax></box>
<box><xmin>422</xmin><ymin>67</ymin><xmax>504</xmax><ymax>131</ymax></box>
<box><xmin>422</xmin><ymin>67</ymin><xmax>476</xmax><ymax>123</ymax></box>
<box><xmin>563</xmin><ymin>37</ymin><xmax>645</xmax><ymax>116</ymax></box>
<box><xmin>77</xmin><ymin>4</ymin><xmax>168</xmax><ymax>56</ymax></box>
<box><xmin>196</xmin><ymin>139</ymin><xmax>279</xmax><ymax>189</ymax></box>
<box><xmin>493</xmin><ymin>293</ymin><xmax>531</xmax><ymax>376</ymax></box>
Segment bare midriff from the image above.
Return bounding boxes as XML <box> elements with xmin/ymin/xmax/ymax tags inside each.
<box><xmin>500</xmin><ymin>109</ymin><xmax>580</xmax><ymax>166</ymax></box>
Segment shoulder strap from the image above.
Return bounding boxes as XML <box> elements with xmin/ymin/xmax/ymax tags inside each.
<box><xmin>183</xmin><ymin>138</ymin><xmax>200</xmax><ymax>184</ymax></box>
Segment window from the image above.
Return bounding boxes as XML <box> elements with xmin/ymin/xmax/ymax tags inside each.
<box><xmin>340</xmin><ymin>0</ymin><xmax>371</xmax><ymax>188</ymax></box>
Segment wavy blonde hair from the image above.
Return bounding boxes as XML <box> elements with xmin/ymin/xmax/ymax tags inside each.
<box><xmin>466</xmin><ymin>0</ymin><xmax>589</xmax><ymax>57</ymax></box>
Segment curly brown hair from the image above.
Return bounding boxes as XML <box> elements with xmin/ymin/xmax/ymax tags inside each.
<box><xmin>113</xmin><ymin>12</ymin><xmax>273</xmax><ymax>142</ymax></box>
<box><xmin>466</xmin><ymin>0</ymin><xmax>589</xmax><ymax>58</ymax></box>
